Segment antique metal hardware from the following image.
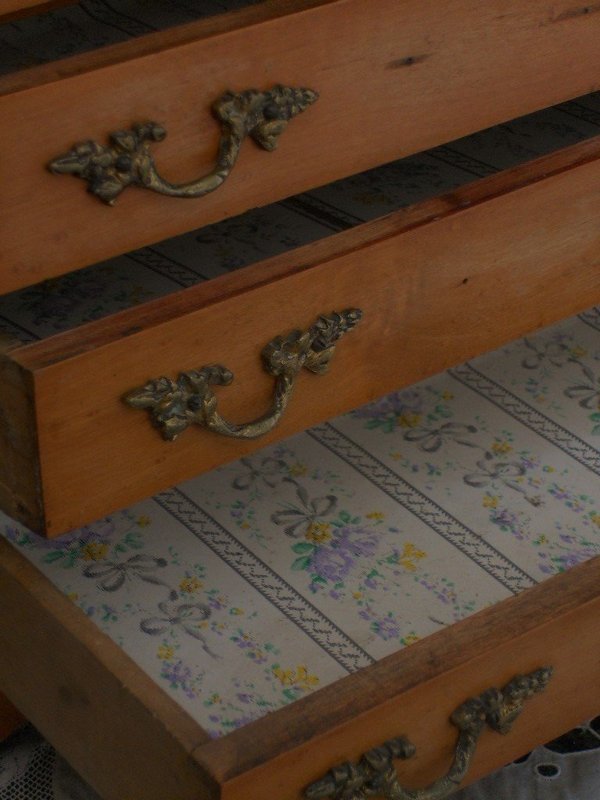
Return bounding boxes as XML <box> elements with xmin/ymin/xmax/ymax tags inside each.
<box><xmin>124</xmin><ymin>309</ymin><xmax>362</xmax><ymax>441</ymax></box>
<box><xmin>48</xmin><ymin>84</ymin><xmax>318</xmax><ymax>205</ymax></box>
<box><xmin>305</xmin><ymin>667</ymin><xmax>553</xmax><ymax>800</ymax></box>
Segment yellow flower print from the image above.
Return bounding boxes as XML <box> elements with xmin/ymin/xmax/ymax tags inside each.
<box><xmin>401</xmin><ymin>633</ymin><xmax>420</xmax><ymax>646</ymax></box>
<box><xmin>570</xmin><ymin>346</ymin><xmax>587</xmax><ymax>359</ymax></box>
<box><xmin>289</xmin><ymin>463</ymin><xmax>308</xmax><ymax>477</ymax></box>
<box><xmin>491</xmin><ymin>440</ymin><xmax>512</xmax><ymax>455</ymax></box>
<box><xmin>397</xmin><ymin>412</ymin><xmax>421</xmax><ymax>428</ymax></box>
<box><xmin>483</xmin><ymin>494</ymin><xmax>498</xmax><ymax>509</ymax></box>
<box><xmin>179</xmin><ymin>576</ymin><xmax>203</xmax><ymax>594</ymax></box>
<box><xmin>591</xmin><ymin>513</ymin><xmax>600</xmax><ymax>527</ymax></box>
<box><xmin>366</xmin><ymin>512</ymin><xmax>384</xmax><ymax>521</ymax></box>
<box><xmin>352</xmin><ymin>591</ymin><xmax>363</xmax><ymax>600</ymax></box>
<box><xmin>157</xmin><ymin>645</ymin><xmax>175</xmax><ymax>660</ymax></box>
<box><xmin>240</xmin><ymin>521</ymin><xmax>250</xmax><ymax>529</ymax></box>
<box><xmin>137</xmin><ymin>515</ymin><xmax>151</xmax><ymax>527</ymax></box>
<box><xmin>81</xmin><ymin>541</ymin><xmax>109</xmax><ymax>561</ymax></box>
<box><xmin>66</xmin><ymin>592</ymin><xmax>79</xmax><ymax>602</ymax></box>
<box><xmin>306</xmin><ymin>522</ymin><xmax>332</xmax><ymax>544</ymax></box>
<box><xmin>441</xmin><ymin>391</ymin><xmax>454</xmax><ymax>401</ymax></box>
<box><xmin>273</xmin><ymin>665</ymin><xmax>320</xmax><ymax>690</ymax></box>
<box><xmin>398</xmin><ymin>542</ymin><xmax>427</xmax><ymax>572</ymax></box>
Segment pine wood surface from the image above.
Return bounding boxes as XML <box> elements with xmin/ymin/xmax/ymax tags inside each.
<box><xmin>2</xmin><ymin>135</ymin><xmax>600</xmax><ymax>535</ymax></box>
<box><xmin>1</xmin><ymin>0</ymin><xmax>599</xmax><ymax>292</ymax></box>
<box><xmin>0</xmin><ymin>533</ymin><xmax>597</xmax><ymax>799</ymax></box>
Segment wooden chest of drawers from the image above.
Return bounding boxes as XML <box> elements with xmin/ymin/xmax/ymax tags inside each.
<box><xmin>0</xmin><ymin>2</ymin><xmax>599</xmax><ymax>799</ymax></box>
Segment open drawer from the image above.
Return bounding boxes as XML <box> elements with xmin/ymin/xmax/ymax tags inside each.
<box><xmin>1</xmin><ymin>0</ymin><xmax>600</xmax><ymax>290</ymax></box>
<box><xmin>2</xmin><ymin>115</ymin><xmax>600</xmax><ymax>536</ymax></box>
<box><xmin>0</xmin><ymin>303</ymin><xmax>599</xmax><ymax>798</ymax></box>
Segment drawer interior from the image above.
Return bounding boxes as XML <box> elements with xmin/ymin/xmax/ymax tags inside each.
<box><xmin>1</xmin><ymin>303</ymin><xmax>599</xmax><ymax>797</ymax></box>
<box><xmin>1</xmin><ymin>92</ymin><xmax>599</xmax><ymax>348</ymax></box>
<box><xmin>0</xmin><ymin>0</ymin><xmax>259</xmax><ymax>70</ymax></box>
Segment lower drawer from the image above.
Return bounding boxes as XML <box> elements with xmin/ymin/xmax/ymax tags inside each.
<box><xmin>0</xmin><ymin>304</ymin><xmax>599</xmax><ymax>797</ymax></box>
<box><xmin>2</xmin><ymin>132</ymin><xmax>600</xmax><ymax>536</ymax></box>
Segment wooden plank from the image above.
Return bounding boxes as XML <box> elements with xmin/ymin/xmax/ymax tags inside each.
<box><xmin>8</xmin><ymin>135</ymin><xmax>600</xmax><ymax>535</ymax></box>
<box><xmin>194</xmin><ymin>556</ymin><xmax>600</xmax><ymax>800</ymax></box>
<box><xmin>1</xmin><ymin>0</ymin><xmax>599</xmax><ymax>292</ymax></box>
<box><xmin>0</xmin><ymin>537</ymin><xmax>216</xmax><ymax>800</ymax></box>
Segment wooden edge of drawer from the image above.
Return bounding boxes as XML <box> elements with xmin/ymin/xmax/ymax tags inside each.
<box><xmin>0</xmin><ymin>534</ymin><xmax>597</xmax><ymax>799</ymax></box>
<box><xmin>4</xmin><ymin>134</ymin><xmax>600</xmax><ymax>535</ymax></box>
<box><xmin>0</xmin><ymin>0</ymin><xmax>74</xmax><ymax>22</ymax></box>
<box><xmin>2</xmin><ymin>0</ymin><xmax>600</xmax><ymax>290</ymax></box>
<box><xmin>0</xmin><ymin>691</ymin><xmax>25</xmax><ymax>740</ymax></box>
<box><xmin>194</xmin><ymin>555</ymin><xmax>600</xmax><ymax>800</ymax></box>
<box><xmin>0</xmin><ymin>536</ymin><xmax>218</xmax><ymax>800</ymax></box>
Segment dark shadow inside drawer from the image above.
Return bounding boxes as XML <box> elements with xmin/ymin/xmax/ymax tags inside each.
<box><xmin>1</xmin><ymin>96</ymin><xmax>600</xmax><ymax>535</ymax></box>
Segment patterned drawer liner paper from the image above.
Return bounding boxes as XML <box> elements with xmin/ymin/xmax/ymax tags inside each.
<box><xmin>3</xmin><ymin>309</ymin><xmax>600</xmax><ymax>738</ymax></box>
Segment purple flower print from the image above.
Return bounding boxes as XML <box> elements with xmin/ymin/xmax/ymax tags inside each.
<box><xmin>353</xmin><ymin>388</ymin><xmax>422</xmax><ymax>420</ymax></box>
<box><xmin>371</xmin><ymin>615</ymin><xmax>401</xmax><ymax>641</ymax></box>
<box><xmin>335</xmin><ymin>526</ymin><xmax>379</xmax><ymax>558</ymax></box>
<box><xmin>160</xmin><ymin>660</ymin><xmax>197</xmax><ymax>700</ymax></box>
<box><xmin>311</xmin><ymin>547</ymin><xmax>354</xmax><ymax>582</ymax></box>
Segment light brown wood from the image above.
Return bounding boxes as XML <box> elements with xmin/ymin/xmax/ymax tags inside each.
<box><xmin>0</xmin><ymin>531</ymin><xmax>597</xmax><ymax>799</ymax></box>
<box><xmin>0</xmin><ymin>692</ymin><xmax>24</xmax><ymax>740</ymax></box>
<box><xmin>3</xmin><ymin>135</ymin><xmax>600</xmax><ymax>535</ymax></box>
<box><xmin>1</xmin><ymin>0</ymin><xmax>600</xmax><ymax>292</ymax></box>
<box><xmin>0</xmin><ymin>537</ymin><xmax>216</xmax><ymax>800</ymax></box>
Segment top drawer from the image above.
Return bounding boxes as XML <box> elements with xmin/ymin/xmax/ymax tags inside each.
<box><xmin>1</xmin><ymin>0</ymin><xmax>600</xmax><ymax>293</ymax></box>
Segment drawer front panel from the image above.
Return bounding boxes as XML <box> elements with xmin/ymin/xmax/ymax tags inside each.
<box><xmin>3</xmin><ymin>136</ymin><xmax>600</xmax><ymax>536</ymax></box>
<box><xmin>1</xmin><ymin>0</ymin><xmax>600</xmax><ymax>291</ymax></box>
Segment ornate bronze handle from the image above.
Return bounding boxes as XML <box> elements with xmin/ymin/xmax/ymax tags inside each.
<box><xmin>305</xmin><ymin>667</ymin><xmax>552</xmax><ymax>800</ymax></box>
<box><xmin>48</xmin><ymin>84</ymin><xmax>318</xmax><ymax>205</ymax></box>
<box><xmin>124</xmin><ymin>309</ymin><xmax>362</xmax><ymax>441</ymax></box>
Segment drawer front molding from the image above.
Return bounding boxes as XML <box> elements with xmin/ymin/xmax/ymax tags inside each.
<box><xmin>124</xmin><ymin>309</ymin><xmax>362</xmax><ymax>441</ymax></box>
<box><xmin>48</xmin><ymin>85</ymin><xmax>318</xmax><ymax>205</ymax></box>
<box><xmin>305</xmin><ymin>668</ymin><xmax>553</xmax><ymax>800</ymax></box>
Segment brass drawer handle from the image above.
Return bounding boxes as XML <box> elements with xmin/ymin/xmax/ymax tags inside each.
<box><xmin>48</xmin><ymin>85</ymin><xmax>318</xmax><ymax>205</ymax></box>
<box><xmin>305</xmin><ymin>667</ymin><xmax>552</xmax><ymax>800</ymax></box>
<box><xmin>124</xmin><ymin>309</ymin><xmax>362</xmax><ymax>441</ymax></box>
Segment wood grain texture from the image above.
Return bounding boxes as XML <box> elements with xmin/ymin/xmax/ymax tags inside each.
<box><xmin>1</xmin><ymin>0</ymin><xmax>600</xmax><ymax>291</ymax></box>
<box><xmin>195</xmin><ymin>556</ymin><xmax>600</xmax><ymax>799</ymax></box>
<box><xmin>8</xmin><ymin>135</ymin><xmax>600</xmax><ymax>536</ymax></box>
<box><xmin>0</xmin><ymin>537</ymin><xmax>216</xmax><ymax>800</ymax></box>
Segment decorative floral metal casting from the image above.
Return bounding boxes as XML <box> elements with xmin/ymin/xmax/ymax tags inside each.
<box><xmin>48</xmin><ymin>84</ymin><xmax>318</xmax><ymax>204</ymax></box>
<box><xmin>124</xmin><ymin>309</ymin><xmax>363</xmax><ymax>441</ymax></box>
<box><xmin>305</xmin><ymin>667</ymin><xmax>553</xmax><ymax>800</ymax></box>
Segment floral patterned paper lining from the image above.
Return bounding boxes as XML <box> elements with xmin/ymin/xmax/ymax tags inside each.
<box><xmin>2</xmin><ymin>310</ymin><xmax>600</xmax><ymax>737</ymax></box>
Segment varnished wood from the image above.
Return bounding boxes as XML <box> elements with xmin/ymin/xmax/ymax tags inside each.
<box><xmin>0</xmin><ymin>537</ymin><xmax>216</xmax><ymax>800</ymax></box>
<box><xmin>1</xmin><ymin>0</ymin><xmax>599</xmax><ymax>292</ymax></box>
<box><xmin>0</xmin><ymin>692</ymin><xmax>24</xmax><ymax>741</ymax></box>
<box><xmin>0</xmin><ymin>0</ymin><xmax>74</xmax><ymax>22</ymax></box>
<box><xmin>0</xmin><ymin>531</ymin><xmax>597</xmax><ymax>799</ymax></box>
<box><xmin>3</xmin><ymin>135</ymin><xmax>600</xmax><ymax>535</ymax></box>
